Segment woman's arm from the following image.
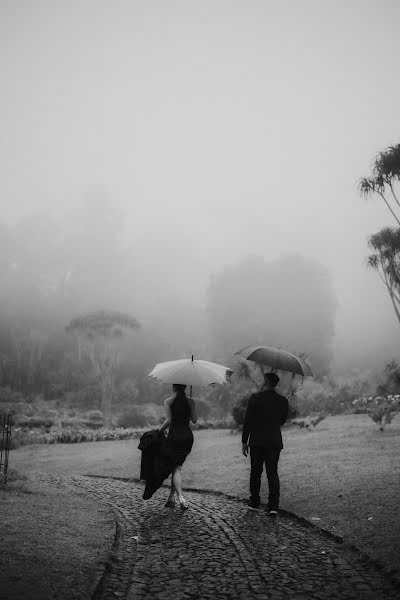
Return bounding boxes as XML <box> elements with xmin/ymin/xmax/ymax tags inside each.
<box><xmin>189</xmin><ymin>398</ymin><xmax>197</xmax><ymax>424</ymax></box>
<box><xmin>158</xmin><ymin>398</ymin><xmax>173</xmax><ymax>433</ymax></box>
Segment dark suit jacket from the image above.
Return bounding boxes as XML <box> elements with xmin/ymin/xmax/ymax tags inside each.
<box><xmin>241</xmin><ymin>389</ymin><xmax>289</xmax><ymax>449</ymax></box>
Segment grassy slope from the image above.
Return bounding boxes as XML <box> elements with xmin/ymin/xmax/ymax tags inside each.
<box><xmin>12</xmin><ymin>414</ymin><xmax>400</xmax><ymax>577</ymax></box>
<box><xmin>0</xmin><ymin>477</ymin><xmax>115</xmax><ymax>600</ymax></box>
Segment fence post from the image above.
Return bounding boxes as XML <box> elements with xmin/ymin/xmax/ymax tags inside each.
<box><xmin>0</xmin><ymin>413</ymin><xmax>13</xmax><ymax>486</ymax></box>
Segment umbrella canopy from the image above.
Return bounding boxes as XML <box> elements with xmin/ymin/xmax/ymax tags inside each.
<box><xmin>148</xmin><ymin>357</ymin><xmax>233</xmax><ymax>387</ymax></box>
<box><xmin>234</xmin><ymin>345</ymin><xmax>313</xmax><ymax>377</ymax></box>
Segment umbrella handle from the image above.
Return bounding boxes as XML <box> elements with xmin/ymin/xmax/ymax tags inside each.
<box><xmin>190</xmin><ymin>355</ymin><xmax>193</xmax><ymax>397</ymax></box>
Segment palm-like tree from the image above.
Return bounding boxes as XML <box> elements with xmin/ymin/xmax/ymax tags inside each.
<box><xmin>359</xmin><ymin>143</ymin><xmax>400</xmax><ymax>226</ymax></box>
<box><xmin>360</xmin><ymin>143</ymin><xmax>400</xmax><ymax>326</ymax></box>
<box><xmin>367</xmin><ymin>228</ymin><xmax>400</xmax><ymax>325</ymax></box>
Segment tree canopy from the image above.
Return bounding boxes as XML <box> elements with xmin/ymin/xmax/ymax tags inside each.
<box><xmin>66</xmin><ymin>310</ymin><xmax>140</xmax><ymax>339</ymax></box>
<box><xmin>360</xmin><ymin>143</ymin><xmax>400</xmax><ymax>327</ymax></box>
<box><xmin>359</xmin><ymin>143</ymin><xmax>400</xmax><ymax>226</ymax></box>
<box><xmin>206</xmin><ymin>254</ymin><xmax>337</xmax><ymax>375</ymax></box>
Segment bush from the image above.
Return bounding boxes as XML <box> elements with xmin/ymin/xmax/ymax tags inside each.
<box><xmin>0</xmin><ymin>387</ymin><xmax>25</xmax><ymax>404</ymax></box>
<box><xmin>116</xmin><ymin>404</ymin><xmax>163</xmax><ymax>428</ymax></box>
<box><xmin>193</xmin><ymin>398</ymin><xmax>212</xmax><ymax>419</ymax></box>
<box><xmin>85</xmin><ymin>409</ymin><xmax>104</xmax><ymax>426</ymax></box>
<box><xmin>352</xmin><ymin>395</ymin><xmax>400</xmax><ymax>430</ymax></box>
<box><xmin>9</xmin><ymin>426</ymin><xmax>145</xmax><ymax>447</ymax></box>
<box><xmin>14</xmin><ymin>414</ymin><xmax>56</xmax><ymax>429</ymax></box>
<box><xmin>59</xmin><ymin>417</ymin><xmax>98</xmax><ymax>429</ymax></box>
<box><xmin>192</xmin><ymin>418</ymin><xmax>235</xmax><ymax>430</ymax></box>
<box><xmin>376</xmin><ymin>361</ymin><xmax>400</xmax><ymax>396</ymax></box>
<box><xmin>8</xmin><ymin>417</ymin><xmax>237</xmax><ymax>448</ymax></box>
<box><xmin>232</xmin><ymin>396</ymin><xmax>250</xmax><ymax>428</ymax></box>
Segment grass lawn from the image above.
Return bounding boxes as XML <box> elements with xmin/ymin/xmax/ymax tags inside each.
<box><xmin>0</xmin><ymin>473</ymin><xmax>115</xmax><ymax>600</ymax></box>
<box><xmin>11</xmin><ymin>414</ymin><xmax>400</xmax><ymax>579</ymax></box>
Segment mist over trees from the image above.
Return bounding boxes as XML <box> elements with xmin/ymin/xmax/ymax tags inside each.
<box><xmin>0</xmin><ymin>195</ymin><xmax>339</xmax><ymax>423</ymax></box>
<box><xmin>206</xmin><ymin>254</ymin><xmax>337</xmax><ymax>376</ymax></box>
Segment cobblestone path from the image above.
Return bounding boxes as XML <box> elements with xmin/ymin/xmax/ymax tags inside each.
<box><xmin>35</xmin><ymin>474</ymin><xmax>399</xmax><ymax>600</ymax></box>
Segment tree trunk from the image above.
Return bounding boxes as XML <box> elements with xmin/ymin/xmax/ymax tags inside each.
<box><xmin>100</xmin><ymin>370</ymin><xmax>114</xmax><ymax>428</ymax></box>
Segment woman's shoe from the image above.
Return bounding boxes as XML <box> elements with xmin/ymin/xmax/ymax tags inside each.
<box><xmin>178</xmin><ymin>496</ymin><xmax>189</xmax><ymax>510</ymax></box>
<box><xmin>164</xmin><ymin>496</ymin><xmax>176</xmax><ymax>508</ymax></box>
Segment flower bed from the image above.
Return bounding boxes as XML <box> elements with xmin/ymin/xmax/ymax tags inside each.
<box><xmin>9</xmin><ymin>418</ymin><xmax>235</xmax><ymax>448</ymax></box>
<box><xmin>10</xmin><ymin>426</ymin><xmax>145</xmax><ymax>448</ymax></box>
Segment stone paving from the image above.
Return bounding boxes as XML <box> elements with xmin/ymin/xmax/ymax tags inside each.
<box><xmin>34</xmin><ymin>474</ymin><xmax>399</xmax><ymax>600</ymax></box>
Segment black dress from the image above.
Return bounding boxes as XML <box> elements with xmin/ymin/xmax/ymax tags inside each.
<box><xmin>167</xmin><ymin>394</ymin><xmax>194</xmax><ymax>466</ymax></box>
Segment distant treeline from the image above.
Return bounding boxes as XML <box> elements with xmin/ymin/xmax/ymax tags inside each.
<box><xmin>1</xmin><ymin>202</ymin><xmax>337</xmax><ymax>419</ymax></box>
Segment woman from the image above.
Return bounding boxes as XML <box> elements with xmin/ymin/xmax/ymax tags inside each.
<box><xmin>158</xmin><ymin>383</ymin><xmax>197</xmax><ymax>510</ymax></box>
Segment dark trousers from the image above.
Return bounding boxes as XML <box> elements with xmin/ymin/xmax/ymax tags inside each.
<box><xmin>250</xmin><ymin>446</ymin><xmax>281</xmax><ymax>508</ymax></box>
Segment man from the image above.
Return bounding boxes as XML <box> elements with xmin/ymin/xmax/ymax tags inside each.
<box><xmin>242</xmin><ymin>372</ymin><xmax>289</xmax><ymax>514</ymax></box>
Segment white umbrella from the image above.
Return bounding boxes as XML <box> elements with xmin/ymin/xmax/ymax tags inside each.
<box><xmin>148</xmin><ymin>355</ymin><xmax>233</xmax><ymax>391</ymax></box>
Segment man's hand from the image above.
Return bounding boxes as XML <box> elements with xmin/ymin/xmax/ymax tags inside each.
<box><xmin>242</xmin><ymin>443</ymin><xmax>249</xmax><ymax>457</ymax></box>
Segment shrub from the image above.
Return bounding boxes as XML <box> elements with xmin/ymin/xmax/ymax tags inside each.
<box><xmin>295</xmin><ymin>371</ymin><xmax>374</xmax><ymax>416</ymax></box>
<box><xmin>14</xmin><ymin>415</ymin><xmax>56</xmax><ymax>429</ymax></box>
<box><xmin>193</xmin><ymin>397</ymin><xmax>212</xmax><ymax>419</ymax></box>
<box><xmin>352</xmin><ymin>395</ymin><xmax>400</xmax><ymax>430</ymax></box>
<box><xmin>8</xmin><ymin>417</ymin><xmax>237</xmax><ymax>448</ymax></box>
<box><xmin>59</xmin><ymin>417</ymin><xmax>94</xmax><ymax>429</ymax></box>
<box><xmin>232</xmin><ymin>395</ymin><xmax>250</xmax><ymax>428</ymax></box>
<box><xmin>85</xmin><ymin>409</ymin><xmax>104</xmax><ymax>426</ymax></box>
<box><xmin>9</xmin><ymin>426</ymin><xmax>145</xmax><ymax>447</ymax></box>
<box><xmin>376</xmin><ymin>361</ymin><xmax>400</xmax><ymax>396</ymax></box>
<box><xmin>116</xmin><ymin>404</ymin><xmax>163</xmax><ymax>428</ymax></box>
<box><xmin>0</xmin><ymin>387</ymin><xmax>25</xmax><ymax>403</ymax></box>
<box><xmin>192</xmin><ymin>418</ymin><xmax>235</xmax><ymax>430</ymax></box>
<box><xmin>287</xmin><ymin>397</ymin><xmax>298</xmax><ymax>420</ymax></box>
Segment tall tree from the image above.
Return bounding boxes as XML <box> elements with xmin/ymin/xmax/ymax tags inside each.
<box><xmin>360</xmin><ymin>143</ymin><xmax>400</xmax><ymax>325</ymax></box>
<box><xmin>359</xmin><ymin>144</ymin><xmax>400</xmax><ymax>225</ymax></box>
<box><xmin>367</xmin><ymin>228</ymin><xmax>400</xmax><ymax>324</ymax></box>
<box><xmin>206</xmin><ymin>254</ymin><xmax>337</xmax><ymax>376</ymax></box>
<box><xmin>66</xmin><ymin>311</ymin><xmax>140</xmax><ymax>426</ymax></box>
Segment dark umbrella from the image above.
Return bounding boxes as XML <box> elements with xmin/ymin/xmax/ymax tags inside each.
<box><xmin>234</xmin><ymin>345</ymin><xmax>313</xmax><ymax>377</ymax></box>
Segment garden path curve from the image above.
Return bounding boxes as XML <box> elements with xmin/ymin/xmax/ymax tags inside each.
<box><xmin>34</xmin><ymin>474</ymin><xmax>399</xmax><ymax>600</ymax></box>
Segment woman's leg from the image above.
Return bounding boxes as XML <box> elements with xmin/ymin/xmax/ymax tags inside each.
<box><xmin>172</xmin><ymin>466</ymin><xmax>183</xmax><ymax>496</ymax></box>
<box><xmin>164</xmin><ymin>475</ymin><xmax>176</xmax><ymax>507</ymax></box>
<box><xmin>172</xmin><ymin>466</ymin><xmax>188</xmax><ymax>508</ymax></box>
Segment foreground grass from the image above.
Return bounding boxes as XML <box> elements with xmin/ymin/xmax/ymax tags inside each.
<box><xmin>12</xmin><ymin>414</ymin><xmax>400</xmax><ymax>578</ymax></box>
<box><xmin>0</xmin><ymin>472</ymin><xmax>115</xmax><ymax>600</ymax></box>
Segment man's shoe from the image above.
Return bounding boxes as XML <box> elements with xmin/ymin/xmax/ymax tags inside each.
<box><xmin>246</xmin><ymin>499</ymin><xmax>260</xmax><ymax>509</ymax></box>
<box><xmin>269</xmin><ymin>508</ymin><xmax>278</xmax><ymax>516</ymax></box>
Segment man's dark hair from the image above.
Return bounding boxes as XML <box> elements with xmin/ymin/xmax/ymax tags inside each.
<box><xmin>264</xmin><ymin>372</ymin><xmax>280</xmax><ymax>388</ymax></box>
<box><xmin>173</xmin><ymin>384</ymin><xmax>187</xmax><ymax>392</ymax></box>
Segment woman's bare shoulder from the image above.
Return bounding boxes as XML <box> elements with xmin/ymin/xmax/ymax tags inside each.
<box><xmin>164</xmin><ymin>396</ymin><xmax>174</xmax><ymax>406</ymax></box>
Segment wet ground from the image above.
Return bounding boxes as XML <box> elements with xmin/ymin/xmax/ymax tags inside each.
<box><xmin>31</xmin><ymin>474</ymin><xmax>400</xmax><ymax>600</ymax></box>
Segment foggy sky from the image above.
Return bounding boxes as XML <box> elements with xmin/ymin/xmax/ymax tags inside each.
<box><xmin>1</xmin><ymin>1</ymin><xmax>400</xmax><ymax>371</ymax></box>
